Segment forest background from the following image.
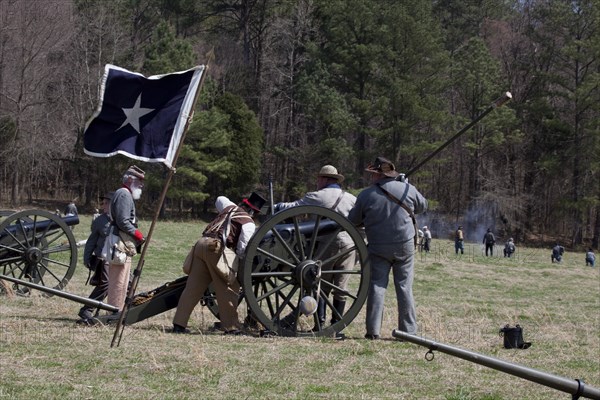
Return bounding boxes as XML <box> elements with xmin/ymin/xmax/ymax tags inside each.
<box><xmin>0</xmin><ymin>0</ymin><xmax>598</xmax><ymax>250</ymax></box>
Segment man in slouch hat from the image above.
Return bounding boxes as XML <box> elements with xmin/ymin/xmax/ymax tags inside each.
<box><xmin>274</xmin><ymin>165</ymin><xmax>356</xmax><ymax>337</ymax></box>
<box><xmin>348</xmin><ymin>156</ymin><xmax>428</xmax><ymax>340</ymax></box>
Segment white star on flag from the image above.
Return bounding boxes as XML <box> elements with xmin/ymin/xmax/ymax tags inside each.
<box><xmin>118</xmin><ymin>94</ymin><xmax>154</xmax><ymax>133</ymax></box>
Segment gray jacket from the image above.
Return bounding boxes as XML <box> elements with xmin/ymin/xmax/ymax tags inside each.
<box><xmin>348</xmin><ymin>177</ymin><xmax>427</xmax><ymax>255</ymax></box>
<box><xmin>110</xmin><ymin>187</ymin><xmax>137</xmax><ymax>236</ymax></box>
<box><xmin>276</xmin><ymin>186</ymin><xmax>356</xmax><ymax>217</ymax></box>
<box><xmin>83</xmin><ymin>212</ymin><xmax>111</xmax><ymax>265</ymax></box>
<box><xmin>276</xmin><ymin>186</ymin><xmax>356</xmax><ymax>246</ymax></box>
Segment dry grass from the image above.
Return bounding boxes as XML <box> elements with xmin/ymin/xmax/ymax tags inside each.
<box><xmin>1</xmin><ymin>216</ymin><xmax>598</xmax><ymax>399</ymax></box>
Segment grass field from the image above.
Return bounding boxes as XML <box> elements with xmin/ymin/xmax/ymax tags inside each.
<box><xmin>1</xmin><ymin>214</ymin><xmax>598</xmax><ymax>399</ymax></box>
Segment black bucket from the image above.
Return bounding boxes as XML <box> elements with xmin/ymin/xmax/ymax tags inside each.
<box><xmin>499</xmin><ymin>324</ymin><xmax>532</xmax><ymax>349</ymax></box>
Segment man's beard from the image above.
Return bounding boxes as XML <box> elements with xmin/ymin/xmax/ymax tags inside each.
<box><xmin>131</xmin><ymin>187</ymin><xmax>142</xmax><ymax>200</ymax></box>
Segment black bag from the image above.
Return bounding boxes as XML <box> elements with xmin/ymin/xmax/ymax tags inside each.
<box><xmin>499</xmin><ymin>324</ymin><xmax>531</xmax><ymax>349</ymax></box>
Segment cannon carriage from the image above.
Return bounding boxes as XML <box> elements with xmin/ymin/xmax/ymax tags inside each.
<box><xmin>0</xmin><ymin>209</ymin><xmax>80</xmax><ymax>296</ymax></box>
<box><xmin>238</xmin><ymin>205</ymin><xmax>369</xmax><ymax>337</ymax></box>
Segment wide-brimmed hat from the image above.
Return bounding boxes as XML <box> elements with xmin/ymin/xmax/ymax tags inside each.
<box><xmin>242</xmin><ymin>192</ymin><xmax>267</xmax><ymax>212</ymax></box>
<box><xmin>100</xmin><ymin>191</ymin><xmax>114</xmax><ymax>200</ymax></box>
<box><xmin>125</xmin><ymin>165</ymin><xmax>145</xmax><ymax>180</ymax></box>
<box><xmin>317</xmin><ymin>165</ymin><xmax>344</xmax><ymax>182</ymax></box>
<box><xmin>365</xmin><ymin>156</ymin><xmax>399</xmax><ymax>178</ymax></box>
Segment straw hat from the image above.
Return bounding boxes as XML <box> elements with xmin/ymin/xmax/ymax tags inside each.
<box><xmin>317</xmin><ymin>165</ymin><xmax>344</xmax><ymax>182</ymax></box>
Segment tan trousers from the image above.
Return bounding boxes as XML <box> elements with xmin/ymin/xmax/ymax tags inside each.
<box><xmin>108</xmin><ymin>257</ymin><xmax>131</xmax><ymax>311</ymax></box>
<box><xmin>173</xmin><ymin>237</ymin><xmax>241</xmax><ymax>331</ymax></box>
<box><xmin>321</xmin><ymin>234</ymin><xmax>356</xmax><ymax>301</ymax></box>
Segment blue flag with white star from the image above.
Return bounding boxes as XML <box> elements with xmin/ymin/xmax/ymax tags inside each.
<box><xmin>83</xmin><ymin>64</ymin><xmax>205</xmax><ymax>168</ymax></box>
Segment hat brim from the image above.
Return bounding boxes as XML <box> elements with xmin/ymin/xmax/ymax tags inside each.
<box><xmin>317</xmin><ymin>173</ymin><xmax>344</xmax><ymax>182</ymax></box>
<box><xmin>364</xmin><ymin>167</ymin><xmax>399</xmax><ymax>178</ymax></box>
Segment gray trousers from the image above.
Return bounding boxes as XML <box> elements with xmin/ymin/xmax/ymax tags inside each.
<box><xmin>366</xmin><ymin>240</ymin><xmax>417</xmax><ymax>337</ymax></box>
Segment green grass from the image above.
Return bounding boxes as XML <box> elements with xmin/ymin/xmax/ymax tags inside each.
<box><xmin>1</xmin><ymin>215</ymin><xmax>599</xmax><ymax>399</ymax></box>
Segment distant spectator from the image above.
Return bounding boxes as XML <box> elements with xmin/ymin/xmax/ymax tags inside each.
<box><xmin>585</xmin><ymin>248</ymin><xmax>595</xmax><ymax>267</ymax></box>
<box><xmin>551</xmin><ymin>243</ymin><xmax>564</xmax><ymax>263</ymax></box>
<box><xmin>417</xmin><ymin>229</ymin><xmax>424</xmax><ymax>252</ymax></box>
<box><xmin>503</xmin><ymin>238</ymin><xmax>515</xmax><ymax>258</ymax></box>
<box><xmin>482</xmin><ymin>228</ymin><xmax>495</xmax><ymax>256</ymax></box>
<box><xmin>422</xmin><ymin>226</ymin><xmax>431</xmax><ymax>253</ymax></box>
<box><xmin>64</xmin><ymin>200</ymin><xmax>78</xmax><ymax>217</ymax></box>
<box><xmin>455</xmin><ymin>226</ymin><xmax>464</xmax><ymax>255</ymax></box>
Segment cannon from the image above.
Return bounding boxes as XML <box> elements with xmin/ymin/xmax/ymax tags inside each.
<box><xmin>240</xmin><ymin>205</ymin><xmax>369</xmax><ymax>337</ymax></box>
<box><xmin>93</xmin><ymin>205</ymin><xmax>370</xmax><ymax>338</ymax></box>
<box><xmin>0</xmin><ymin>209</ymin><xmax>80</xmax><ymax>296</ymax></box>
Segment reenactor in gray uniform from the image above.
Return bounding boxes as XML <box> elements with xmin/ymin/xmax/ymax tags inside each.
<box><xmin>275</xmin><ymin>165</ymin><xmax>356</xmax><ymax>335</ymax></box>
<box><xmin>107</xmin><ymin>166</ymin><xmax>145</xmax><ymax>311</ymax></box>
<box><xmin>76</xmin><ymin>192</ymin><xmax>113</xmax><ymax>324</ymax></box>
<box><xmin>349</xmin><ymin>157</ymin><xmax>428</xmax><ymax>340</ymax></box>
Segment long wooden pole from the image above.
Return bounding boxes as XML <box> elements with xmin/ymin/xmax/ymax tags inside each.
<box><xmin>405</xmin><ymin>92</ymin><xmax>512</xmax><ymax>178</ymax></box>
<box><xmin>111</xmin><ymin>66</ymin><xmax>209</xmax><ymax>347</ymax></box>
<box><xmin>0</xmin><ymin>274</ymin><xmax>119</xmax><ymax>312</ymax></box>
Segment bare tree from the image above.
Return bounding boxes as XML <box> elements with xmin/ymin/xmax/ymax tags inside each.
<box><xmin>0</xmin><ymin>1</ymin><xmax>73</xmax><ymax>206</ymax></box>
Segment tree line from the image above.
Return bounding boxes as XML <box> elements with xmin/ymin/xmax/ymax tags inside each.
<box><xmin>0</xmin><ymin>0</ymin><xmax>598</xmax><ymax>249</ymax></box>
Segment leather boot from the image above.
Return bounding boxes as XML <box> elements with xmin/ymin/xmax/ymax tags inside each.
<box><xmin>331</xmin><ymin>299</ymin><xmax>346</xmax><ymax>324</ymax></box>
<box><xmin>312</xmin><ymin>297</ymin><xmax>326</xmax><ymax>331</ymax></box>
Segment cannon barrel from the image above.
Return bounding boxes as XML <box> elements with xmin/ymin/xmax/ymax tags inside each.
<box><xmin>0</xmin><ymin>214</ymin><xmax>79</xmax><ymax>239</ymax></box>
<box><xmin>262</xmin><ymin>218</ymin><xmax>339</xmax><ymax>241</ymax></box>
<box><xmin>0</xmin><ymin>274</ymin><xmax>118</xmax><ymax>312</ymax></box>
<box><xmin>392</xmin><ymin>330</ymin><xmax>600</xmax><ymax>399</ymax></box>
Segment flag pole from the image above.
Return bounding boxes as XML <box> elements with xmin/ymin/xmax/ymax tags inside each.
<box><xmin>111</xmin><ymin>65</ymin><xmax>209</xmax><ymax>347</ymax></box>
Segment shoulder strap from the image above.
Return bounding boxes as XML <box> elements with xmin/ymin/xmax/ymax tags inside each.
<box><xmin>376</xmin><ymin>182</ymin><xmax>418</xmax><ymax>246</ymax></box>
<box><xmin>330</xmin><ymin>190</ymin><xmax>345</xmax><ymax>211</ymax></box>
<box><xmin>222</xmin><ymin>206</ymin><xmax>238</xmax><ymax>246</ymax></box>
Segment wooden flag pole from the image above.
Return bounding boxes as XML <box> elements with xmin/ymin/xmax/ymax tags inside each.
<box><xmin>111</xmin><ymin>65</ymin><xmax>209</xmax><ymax>347</ymax></box>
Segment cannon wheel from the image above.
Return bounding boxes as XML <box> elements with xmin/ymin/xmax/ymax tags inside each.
<box><xmin>0</xmin><ymin>210</ymin><xmax>78</xmax><ymax>296</ymax></box>
<box><xmin>241</xmin><ymin>205</ymin><xmax>370</xmax><ymax>337</ymax></box>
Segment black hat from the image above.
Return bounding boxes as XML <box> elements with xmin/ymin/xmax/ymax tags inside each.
<box><xmin>100</xmin><ymin>191</ymin><xmax>114</xmax><ymax>200</ymax></box>
<box><xmin>242</xmin><ymin>192</ymin><xmax>267</xmax><ymax>212</ymax></box>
